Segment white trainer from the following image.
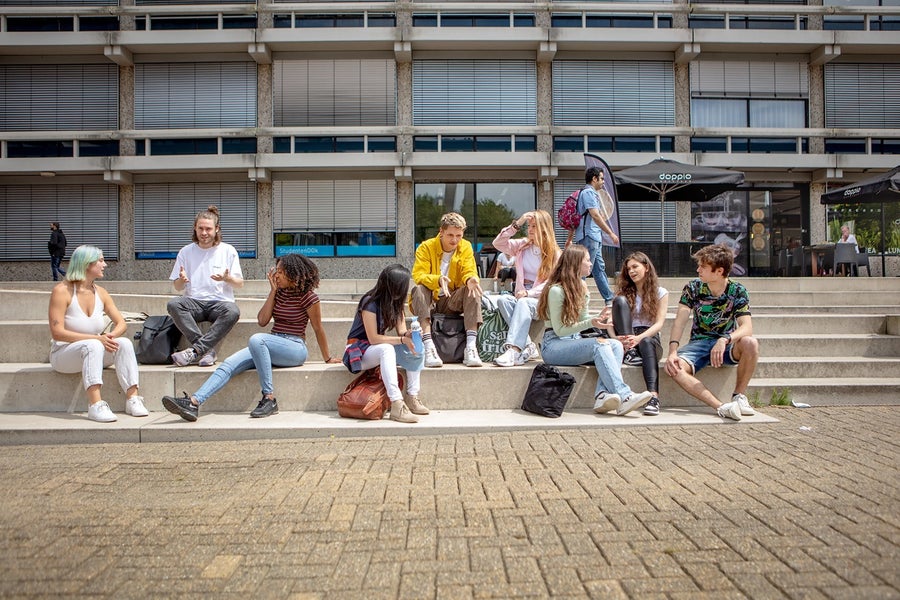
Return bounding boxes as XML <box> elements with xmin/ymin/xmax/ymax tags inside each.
<box><xmin>593</xmin><ymin>392</ymin><xmax>622</xmax><ymax>414</ymax></box>
<box><xmin>616</xmin><ymin>391</ymin><xmax>653</xmax><ymax>416</ymax></box>
<box><xmin>424</xmin><ymin>346</ymin><xmax>443</xmax><ymax>368</ymax></box>
<box><xmin>493</xmin><ymin>347</ymin><xmax>518</xmax><ymax>367</ymax></box>
<box><xmin>733</xmin><ymin>393</ymin><xmax>756</xmax><ymax>416</ymax></box>
<box><xmin>87</xmin><ymin>401</ymin><xmax>117</xmax><ymax>423</ymax></box>
<box><xmin>517</xmin><ymin>341</ymin><xmax>539</xmax><ymax>365</ymax></box>
<box><xmin>717</xmin><ymin>401</ymin><xmax>742</xmax><ymax>421</ymax></box>
<box><xmin>125</xmin><ymin>396</ymin><xmax>149</xmax><ymax>417</ymax></box>
<box><xmin>463</xmin><ymin>347</ymin><xmax>483</xmax><ymax>367</ymax></box>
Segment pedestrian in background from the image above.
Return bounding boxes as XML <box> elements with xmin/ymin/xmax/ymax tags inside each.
<box><xmin>48</xmin><ymin>221</ymin><xmax>67</xmax><ymax>281</ymax></box>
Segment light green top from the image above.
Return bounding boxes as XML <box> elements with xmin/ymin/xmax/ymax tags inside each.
<box><xmin>543</xmin><ymin>284</ymin><xmax>594</xmax><ymax>337</ymax></box>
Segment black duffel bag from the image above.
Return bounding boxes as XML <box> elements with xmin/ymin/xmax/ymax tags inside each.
<box><xmin>134</xmin><ymin>315</ymin><xmax>182</xmax><ymax>364</ymax></box>
<box><xmin>520</xmin><ymin>363</ymin><xmax>576</xmax><ymax>418</ymax></box>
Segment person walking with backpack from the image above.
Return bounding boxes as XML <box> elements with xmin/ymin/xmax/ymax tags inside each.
<box><xmin>48</xmin><ymin>222</ymin><xmax>67</xmax><ymax>281</ymax></box>
<box><xmin>573</xmin><ymin>167</ymin><xmax>619</xmax><ymax>319</ymax></box>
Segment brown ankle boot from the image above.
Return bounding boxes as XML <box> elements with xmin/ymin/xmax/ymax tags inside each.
<box><xmin>390</xmin><ymin>400</ymin><xmax>418</xmax><ymax>423</ymax></box>
<box><xmin>404</xmin><ymin>395</ymin><xmax>430</xmax><ymax>415</ymax></box>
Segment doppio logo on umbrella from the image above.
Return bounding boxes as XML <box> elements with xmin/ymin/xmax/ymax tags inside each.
<box><xmin>659</xmin><ymin>173</ymin><xmax>692</xmax><ymax>182</ymax></box>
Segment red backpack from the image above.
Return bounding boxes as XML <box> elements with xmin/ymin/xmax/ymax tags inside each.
<box><xmin>557</xmin><ymin>188</ymin><xmax>583</xmax><ymax>231</ymax></box>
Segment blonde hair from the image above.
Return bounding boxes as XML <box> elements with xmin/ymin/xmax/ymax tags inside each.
<box><xmin>525</xmin><ymin>210</ymin><xmax>561</xmax><ymax>282</ymax></box>
<box><xmin>439</xmin><ymin>212</ymin><xmax>467</xmax><ymax>231</ymax></box>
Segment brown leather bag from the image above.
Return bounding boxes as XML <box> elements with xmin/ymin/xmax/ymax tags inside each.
<box><xmin>337</xmin><ymin>367</ymin><xmax>404</xmax><ymax>420</ymax></box>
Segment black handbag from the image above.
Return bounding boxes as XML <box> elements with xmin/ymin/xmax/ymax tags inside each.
<box><xmin>134</xmin><ymin>316</ymin><xmax>182</xmax><ymax>365</ymax></box>
<box><xmin>521</xmin><ymin>363</ymin><xmax>576</xmax><ymax>418</ymax></box>
<box><xmin>431</xmin><ymin>313</ymin><xmax>466</xmax><ymax>364</ymax></box>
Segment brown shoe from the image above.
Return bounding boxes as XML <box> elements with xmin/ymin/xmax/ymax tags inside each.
<box><xmin>404</xmin><ymin>395</ymin><xmax>430</xmax><ymax>415</ymax></box>
<box><xmin>390</xmin><ymin>401</ymin><xmax>418</xmax><ymax>423</ymax></box>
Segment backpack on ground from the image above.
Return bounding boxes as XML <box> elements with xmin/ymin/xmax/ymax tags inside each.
<box><xmin>557</xmin><ymin>189</ymin><xmax>583</xmax><ymax>231</ymax></box>
<box><xmin>134</xmin><ymin>315</ymin><xmax>182</xmax><ymax>364</ymax></box>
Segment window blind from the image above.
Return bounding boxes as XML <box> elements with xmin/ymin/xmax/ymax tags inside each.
<box><xmin>273</xmin><ymin>180</ymin><xmax>397</xmax><ymax>231</ymax></box>
<box><xmin>552</xmin><ymin>61</ymin><xmax>674</xmax><ymax>127</ymax></box>
<box><xmin>690</xmin><ymin>60</ymin><xmax>809</xmax><ymax>98</ymax></box>
<box><xmin>0</xmin><ymin>64</ymin><xmax>117</xmax><ymax>131</ymax></box>
<box><xmin>135</xmin><ymin>63</ymin><xmax>257</xmax><ymax>129</ymax></box>
<box><xmin>134</xmin><ymin>182</ymin><xmax>257</xmax><ymax>256</ymax></box>
<box><xmin>825</xmin><ymin>63</ymin><xmax>900</xmax><ymax>128</ymax></box>
<box><xmin>0</xmin><ymin>184</ymin><xmax>118</xmax><ymax>260</ymax></box>
<box><xmin>412</xmin><ymin>60</ymin><xmax>537</xmax><ymax>126</ymax></box>
<box><xmin>274</xmin><ymin>59</ymin><xmax>396</xmax><ymax>126</ymax></box>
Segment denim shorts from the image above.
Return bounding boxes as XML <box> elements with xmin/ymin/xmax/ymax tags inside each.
<box><xmin>677</xmin><ymin>337</ymin><xmax>737</xmax><ymax>374</ymax></box>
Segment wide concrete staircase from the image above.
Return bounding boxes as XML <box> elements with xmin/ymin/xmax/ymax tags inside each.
<box><xmin>1</xmin><ymin>276</ymin><xmax>898</xmax><ymax>442</ymax></box>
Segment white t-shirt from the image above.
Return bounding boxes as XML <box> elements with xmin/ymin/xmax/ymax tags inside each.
<box><xmin>632</xmin><ymin>287</ymin><xmax>669</xmax><ymax>328</ymax></box>
<box><xmin>169</xmin><ymin>242</ymin><xmax>242</xmax><ymax>302</ymax></box>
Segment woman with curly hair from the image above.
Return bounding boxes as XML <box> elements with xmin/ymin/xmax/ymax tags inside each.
<box><xmin>491</xmin><ymin>210</ymin><xmax>560</xmax><ymax>366</ymax></box>
<box><xmin>606</xmin><ymin>252</ymin><xmax>668</xmax><ymax>416</ymax></box>
<box><xmin>537</xmin><ymin>245</ymin><xmax>652</xmax><ymax>416</ymax></box>
<box><xmin>163</xmin><ymin>253</ymin><xmax>339</xmax><ymax>421</ymax></box>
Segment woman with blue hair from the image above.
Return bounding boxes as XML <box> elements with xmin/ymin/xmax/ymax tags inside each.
<box><xmin>48</xmin><ymin>245</ymin><xmax>147</xmax><ymax>422</ymax></box>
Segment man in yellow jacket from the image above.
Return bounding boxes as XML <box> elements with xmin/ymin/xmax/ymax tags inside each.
<box><xmin>411</xmin><ymin>212</ymin><xmax>484</xmax><ymax>367</ymax></box>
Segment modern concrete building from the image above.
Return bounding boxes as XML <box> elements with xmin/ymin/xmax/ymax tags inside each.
<box><xmin>1</xmin><ymin>0</ymin><xmax>898</xmax><ymax>280</ymax></box>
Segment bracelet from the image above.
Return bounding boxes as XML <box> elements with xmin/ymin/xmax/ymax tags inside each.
<box><xmin>510</xmin><ymin>220</ymin><xmax>520</xmax><ymax>230</ymax></box>
<box><xmin>669</xmin><ymin>341</ymin><xmax>680</xmax><ymax>347</ymax></box>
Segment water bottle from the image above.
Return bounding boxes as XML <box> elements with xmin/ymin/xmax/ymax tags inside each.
<box><xmin>409</xmin><ymin>317</ymin><xmax>424</xmax><ymax>355</ymax></box>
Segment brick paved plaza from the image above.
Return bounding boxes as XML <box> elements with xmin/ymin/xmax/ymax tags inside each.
<box><xmin>1</xmin><ymin>406</ymin><xmax>897</xmax><ymax>599</ymax></box>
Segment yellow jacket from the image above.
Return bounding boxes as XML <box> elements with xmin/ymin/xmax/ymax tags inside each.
<box><xmin>412</xmin><ymin>235</ymin><xmax>480</xmax><ymax>301</ymax></box>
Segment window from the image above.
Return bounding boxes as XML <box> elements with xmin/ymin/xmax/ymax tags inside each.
<box><xmin>273</xmin><ymin>180</ymin><xmax>397</xmax><ymax>257</ymax></box>
<box><xmin>825</xmin><ymin>63</ymin><xmax>900</xmax><ymax>128</ymax></box>
<box><xmin>135</xmin><ymin>62</ymin><xmax>257</xmax><ymax>129</ymax></box>
<box><xmin>691</xmin><ymin>99</ymin><xmax>807</xmax><ymax>128</ymax></box>
<box><xmin>552</xmin><ymin>61</ymin><xmax>675</xmax><ymax>127</ymax></box>
<box><xmin>413</xmin><ymin>60</ymin><xmax>537</xmax><ymax>126</ymax></box>
<box><xmin>274</xmin><ymin>59</ymin><xmax>396</xmax><ymax>127</ymax></box>
<box><xmin>134</xmin><ymin>183</ymin><xmax>257</xmax><ymax>259</ymax></box>
<box><xmin>414</xmin><ymin>183</ymin><xmax>535</xmax><ymax>250</ymax></box>
<box><xmin>0</xmin><ymin>184</ymin><xmax>119</xmax><ymax>261</ymax></box>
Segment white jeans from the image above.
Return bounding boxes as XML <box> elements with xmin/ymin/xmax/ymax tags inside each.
<box><xmin>50</xmin><ymin>337</ymin><xmax>140</xmax><ymax>393</ymax></box>
<box><xmin>359</xmin><ymin>343</ymin><xmax>423</xmax><ymax>401</ymax></box>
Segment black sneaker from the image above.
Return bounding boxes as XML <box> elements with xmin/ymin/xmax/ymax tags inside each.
<box><xmin>250</xmin><ymin>396</ymin><xmax>278</xmax><ymax>418</ymax></box>
<box><xmin>623</xmin><ymin>349</ymin><xmax>643</xmax><ymax>366</ymax></box>
<box><xmin>162</xmin><ymin>392</ymin><xmax>199</xmax><ymax>422</ymax></box>
<box><xmin>643</xmin><ymin>396</ymin><xmax>660</xmax><ymax>416</ymax></box>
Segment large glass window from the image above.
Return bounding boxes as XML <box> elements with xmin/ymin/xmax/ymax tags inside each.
<box><xmin>414</xmin><ymin>183</ymin><xmax>535</xmax><ymax>250</ymax></box>
<box><xmin>692</xmin><ymin>99</ymin><xmax>807</xmax><ymax>128</ymax></box>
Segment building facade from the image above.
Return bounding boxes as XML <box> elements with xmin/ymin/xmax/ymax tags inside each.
<box><xmin>1</xmin><ymin>0</ymin><xmax>898</xmax><ymax>280</ymax></box>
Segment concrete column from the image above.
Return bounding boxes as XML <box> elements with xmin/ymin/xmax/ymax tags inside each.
<box><xmin>809</xmin><ymin>182</ymin><xmax>827</xmax><ymax>246</ymax></box>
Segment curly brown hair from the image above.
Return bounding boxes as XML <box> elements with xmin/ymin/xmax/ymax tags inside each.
<box><xmin>615</xmin><ymin>252</ymin><xmax>660</xmax><ymax>324</ymax></box>
<box><xmin>276</xmin><ymin>253</ymin><xmax>320</xmax><ymax>295</ymax></box>
<box><xmin>537</xmin><ymin>245</ymin><xmax>588</xmax><ymax>327</ymax></box>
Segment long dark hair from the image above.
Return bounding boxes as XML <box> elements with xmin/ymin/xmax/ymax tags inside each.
<box><xmin>277</xmin><ymin>253</ymin><xmax>320</xmax><ymax>295</ymax></box>
<box><xmin>616</xmin><ymin>251</ymin><xmax>660</xmax><ymax>323</ymax></box>
<box><xmin>357</xmin><ymin>264</ymin><xmax>411</xmax><ymax>334</ymax></box>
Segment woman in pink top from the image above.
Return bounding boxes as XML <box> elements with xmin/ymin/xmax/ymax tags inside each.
<box><xmin>162</xmin><ymin>253</ymin><xmax>340</xmax><ymax>422</ymax></box>
<box><xmin>491</xmin><ymin>210</ymin><xmax>561</xmax><ymax>366</ymax></box>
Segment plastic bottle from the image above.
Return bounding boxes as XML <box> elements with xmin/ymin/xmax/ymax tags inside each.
<box><xmin>409</xmin><ymin>316</ymin><xmax>424</xmax><ymax>355</ymax></box>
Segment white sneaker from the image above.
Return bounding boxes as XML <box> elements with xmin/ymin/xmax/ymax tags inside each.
<box><xmin>424</xmin><ymin>346</ymin><xmax>443</xmax><ymax>368</ymax></box>
<box><xmin>717</xmin><ymin>401</ymin><xmax>742</xmax><ymax>421</ymax></box>
<box><xmin>463</xmin><ymin>347</ymin><xmax>483</xmax><ymax>367</ymax></box>
<box><xmin>87</xmin><ymin>401</ymin><xmax>117</xmax><ymax>423</ymax></box>
<box><xmin>593</xmin><ymin>392</ymin><xmax>621</xmax><ymax>414</ymax></box>
<box><xmin>733</xmin><ymin>393</ymin><xmax>755</xmax><ymax>416</ymax></box>
<box><xmin>125</xmin><ymin>396</ymin><xmax>149</xmax><ymax>417</ymax></box>
<box><xmin>494</xmin><ymin>347</ymin><xmax>518</xmax><ymax>367</ymax></box>
<box><xmin>517</xmin><ymin>341</ymin><xmax>539</xmax><ymax>365</ymax></box>
<box><xmin>616</xmin><ymin>391</ymin><xmax>653</xmax><ymax>416</ymax></box>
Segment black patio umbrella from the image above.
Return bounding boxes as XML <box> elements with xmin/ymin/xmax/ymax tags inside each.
<box><xmin>614</xmin><ymin>158</ymin><xmax>745</xmax><ymax>239</ymax></box>
<box><xmin>820</xmin><ymin>165</ymin><xmax>900</xmax><ymax>277</ymax></box>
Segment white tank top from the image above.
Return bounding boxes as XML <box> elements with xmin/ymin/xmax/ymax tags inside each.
<box><xmin>64</xmin><ymin>285</ymin><xmax>105</xmax><ymax>335</ymax></box>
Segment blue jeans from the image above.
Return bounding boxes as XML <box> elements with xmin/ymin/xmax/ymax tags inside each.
<box><xmin>540</xmin><ymin>330</ymin><xmax>636</xmax><ymax>399</ymax></box>
<box><xmin>193</xmin><ymin>333</ymin><xmax>308</xmax><ymax>404</ymax></box>
<box><xmin>496</xmin><ymin>295</ymin><xmax>538</xmax><ymax>350</ymax></box>
<box><xmin>578</xmin><ymin>237</ymin><xmax>614</xmax><ymax>304</ymax></box>
<box><xmin>50</xmin><ymin>255</ymin><xmax>66</xmax><ymax>281</ymax></box>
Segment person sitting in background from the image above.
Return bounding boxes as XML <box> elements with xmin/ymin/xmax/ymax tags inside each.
<box><xmin>162</xmin><ymin>253</ymin><xmax>339</xmax><ymax>422</ymax></box>
<box><xmin>491</xmin><ymin>210</ymin><xmax>560</xmax><ymax>367</ymax></box>
<box><xmin>537</xmin><ymin>245</ymin><xmax>652</xmax><ymax>417</ymax></box>
<box><xmin>665</xmin><ymin>244</ymin><xmax>759</xmax><ymax>421</ymax></box>
<box><xmin>343</xmin><ymin>264</ymin><xmax>426</xmax><ymax>424</ymax></box>
<box><xmin>495</xmin><ymin>251</ymin><xmax>516</xmax><ymax>292</ymax></box>
<box><xmin>49</xmin><ymin>245</ymin><xmax>148</xmax><ymax>422</ymax></box>
<box><xmin>837</xmin><ymin>225</ymin><xmax>859</xmax><ymax>276</ymax></box>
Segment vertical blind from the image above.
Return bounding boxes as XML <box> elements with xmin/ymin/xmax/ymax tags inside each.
<box><xmin>825</xmin><ymin>63</ymin><xmax>900</xmax><ymax>128</ymax></box>
<box><xmin>274</xmin><ymin>59</ymin><xmax>396</xmax><ymax>126</ymax></box>
<box><xmin>0</xmin><ymin>64</ymin><xmax>118</xmax><ymax>131</ymax></box>
<box><xmin>412</xmin><ymin>60</ymin><xmax>537</xmax><ymax>126</ymax></box>
<box><xmin>690</xmin><ymin>60</ymin><xmax>809</xmax><ymax>98</ymax></box>
<box><xmin>553</xmin><ymin>178</ymin><xmax>675</xmax><ymax>244</ymax></box>
<box><xmin>134</xmin><ymin>182</ymin><xmax>257</xmax><ymax>256</ymax></box>
<box><xmin>0</xmin><ymin>184</ymin><xmax>119</xmax><ymax>260</ymax></box>
<box><xmin>552</xmin><ymin>61</ymin><xmax>675</xmax><ymax>127</ymax></box>
<box><xmin>134</xmin><ymin>63</ymin><xmax>257</xmax><ymax>129</ymax></box>
<box><xmin>273</xmin><ymin>180</ymin><xmax>397</xmax><ymax>231</ymax></box>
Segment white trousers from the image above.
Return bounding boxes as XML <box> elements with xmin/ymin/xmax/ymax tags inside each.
<box><xmin>359</xmin><ymin>343</ymin><xmax>422</xmax><ymax>401</ymax></box>
<box><xmin>50</xmin><ymin>337</ymin><xmax>140</xmax><ymax>393</ymax></box>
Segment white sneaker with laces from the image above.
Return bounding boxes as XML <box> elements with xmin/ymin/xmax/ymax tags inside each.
<box><xmin>616</xmin><ymin>391</ymin><xmax>653</xmax><ymax>416</ymax></box>
<box><xmin>717</xmin><ymin>401</ymin><xmax>742</xmax><ymax>421</ymax></box>
<box><xmin>125</xmin><ymin>396</ymin><xmax>149</xmax><ymax>417</ymax></box>
<box><xmin>733</xmin><ymin>393</ymin><xmax>756</xmax><ymax>416</ymax></box>
<box><xmin>494</xmin><ymin>347</ymin><xmax>518</xmax><ymax>367</ymax></box>
<box><xmin>424</xmin><ymin>345</ymin><xmax>443</xmax><ymax>368</ymax></box>
<box><xmin>463</xmin><ymin>347</ymin><xmax>483</xmax><ymax>367</ymax></box>
<box><xmin>87</xmin><ymin>401</ymin><xmax>117</xmax><ymax>423</ymax></box>
<box><xmin>593</xmin><ymin>392</ymin><xmax>621</xmax><ymax>414</ymax></box>
<box><xmin>517</xmin><ymin>341</ymin><xmax>539</xmax><ymax>365</ymax></box>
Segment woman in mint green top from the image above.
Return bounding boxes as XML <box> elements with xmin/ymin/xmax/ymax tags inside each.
<box><xmin>535</xmin><ymin>246</ymin><xmax>652</xmax><ymax>416</ymax></box>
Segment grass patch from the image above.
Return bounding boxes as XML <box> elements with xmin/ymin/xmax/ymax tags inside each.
<box><xmin>769</xmin><ymin>387</ymin><xmax>792</xmax><ymax>406</ymax></box>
